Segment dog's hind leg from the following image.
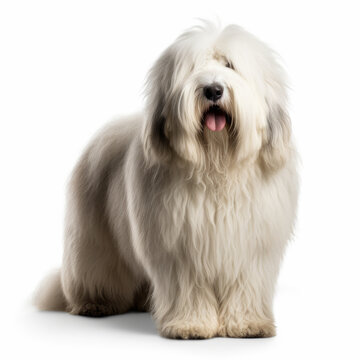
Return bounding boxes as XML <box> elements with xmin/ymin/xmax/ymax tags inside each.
<box><xmin>60</xmin><ymin>145</ymin><xmax>146</xmax><ymax>317</ymax></box>
<box><xmin>61</xmin><ymin>211</ymin><xmax>143</xmax><ymax>317</ymax></box>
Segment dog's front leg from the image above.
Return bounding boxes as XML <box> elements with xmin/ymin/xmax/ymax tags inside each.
<box><xmin>151</xmin><ymin>268</ymin><xmax>219</xmax><ymax>339</ymax></box>
<box><xmin>217</xmin><ymin>256</ymin><xmax>279</xmax><ymax>338</ymax></box>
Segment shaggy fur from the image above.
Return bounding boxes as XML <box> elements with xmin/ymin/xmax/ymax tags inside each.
<box><xmin>34</xmin><ymin>23</ymin><xmax>299</xmax><ymax>339</ymax></box>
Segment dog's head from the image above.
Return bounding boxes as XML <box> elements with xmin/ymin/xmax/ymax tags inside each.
<box><xmin>142</xmin><ymin>23</ymin><xmax>291</xmax><ymax>172</ymax></box>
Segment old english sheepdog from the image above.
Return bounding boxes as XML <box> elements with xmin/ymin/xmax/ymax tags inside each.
<box><xmin>35</xmin><ymin>23</ymin><xmax>299</xmax><ymax>339</ymax></box>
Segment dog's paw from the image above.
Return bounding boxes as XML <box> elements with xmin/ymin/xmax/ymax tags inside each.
<box><xmin>160</xmin><ymin>321</ymin><xmax>218</xmax><ymax>340</ymax></box>
<box><xmin>70</xmin><ymin>303</ymin><xmax>116</xmax><ymax>317</ymax></box>
<box><xmin>219</xmin><ymin>320</ymin><xmax>276</xmax><ymax>338</ymax></box>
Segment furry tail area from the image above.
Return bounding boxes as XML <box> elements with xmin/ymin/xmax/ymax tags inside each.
<box><xmin>33</xmin><ymin>269</ymin><xmax>67</xmax><ymax>311</ymax></box>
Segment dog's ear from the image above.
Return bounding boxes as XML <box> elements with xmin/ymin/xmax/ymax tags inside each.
<box><xmin>142</xmin><ymin>52</ymin><xmax>173</xmax><ymax>165</ymax></box>
<box><xmin>259</xmin><ymin>101</ymin><xmax>291</xmax><ymax>171</ymax></box>
<box><xmin>142</xmin><ymin>45</ymin><xmax>199</xmax><ymax>166</ymax></box>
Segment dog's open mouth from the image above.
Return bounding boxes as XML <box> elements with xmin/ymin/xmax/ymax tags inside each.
<box><xmin>202</xmin><ymin>105</ymin><xmax>230</xmax><ymax>132</ymax></box>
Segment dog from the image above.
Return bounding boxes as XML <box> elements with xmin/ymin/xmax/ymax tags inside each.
<box><xmin>35</xmin><ymin>22</ymin><xmax>299</xmax><ymax>339</ymax></box>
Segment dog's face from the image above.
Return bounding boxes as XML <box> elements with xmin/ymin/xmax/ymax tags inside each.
<box><xmin>143</xmin><ymin>24</ymin><xmax>291</xmax><ymax>172</ymax></box>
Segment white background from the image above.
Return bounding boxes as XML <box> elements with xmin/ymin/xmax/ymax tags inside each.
<box><xmin>1</xmin><ymin>0</ymin><xmax>359</xmax><ymax>359</ymax></box>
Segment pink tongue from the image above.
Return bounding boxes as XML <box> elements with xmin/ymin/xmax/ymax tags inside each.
<box><xmin>204</xmin><ymin>112</ymin><xmax>226</xmax><ymax>131</ymax></box>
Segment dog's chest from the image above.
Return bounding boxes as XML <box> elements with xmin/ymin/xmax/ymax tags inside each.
<box><xmin>159</xmin><ymin>176</ymin><xmax>278</xmax><ymax>280</ymax></box>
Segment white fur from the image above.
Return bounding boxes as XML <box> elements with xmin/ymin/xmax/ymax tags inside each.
<box><xmin>34</xmin><ymin>23</ymin><xmax>299</xmax><ymax>339</ymax></box>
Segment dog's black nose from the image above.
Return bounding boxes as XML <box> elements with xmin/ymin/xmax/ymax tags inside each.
<box><xmin>203</xmin><ymin>83</ymin><xmax>224</xmax><ymax>102</ymax></box>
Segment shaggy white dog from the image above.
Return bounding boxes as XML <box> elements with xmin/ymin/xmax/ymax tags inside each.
<box><xmin>35</xmin><ymin>23</ymin><xmax>299</xmax><ymax>339</ymax></box>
